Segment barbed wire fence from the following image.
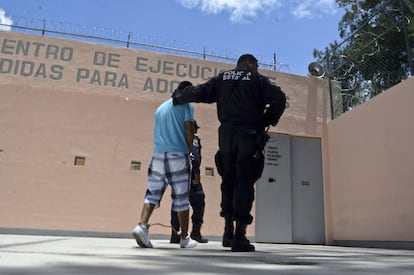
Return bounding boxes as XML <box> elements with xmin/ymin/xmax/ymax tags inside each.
<box><xmin>0</xmin><ymin>15</ymin><xmax>290</xmax><ymax>73</ymax></box>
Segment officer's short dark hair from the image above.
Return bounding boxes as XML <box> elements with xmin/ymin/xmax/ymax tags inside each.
<box><xmin>237</xmin><ymin>54</ymin><xmax>258</xmax><ymax>66</ymax></box>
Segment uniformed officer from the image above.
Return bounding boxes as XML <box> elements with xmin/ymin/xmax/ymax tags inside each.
<box><xmin>173</xmin><ymin>54</ymin><xmax>286</xmax><ymax>252</ymax></box>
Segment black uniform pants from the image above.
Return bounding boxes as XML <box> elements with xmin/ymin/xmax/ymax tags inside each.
<box><xmin>218</xmin><ymin>125</ymin><xmax>261</xmax><ymax>225</ymax></box>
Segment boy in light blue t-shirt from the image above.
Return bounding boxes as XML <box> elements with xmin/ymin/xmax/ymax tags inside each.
<box><xmin>132</xmin><ymin>81</ymin><xmax>198</xmax><ymax>249</ymax></box>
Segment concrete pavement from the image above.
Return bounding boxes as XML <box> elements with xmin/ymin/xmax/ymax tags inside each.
<box><xmin>1</xmin><ymin>233</ymin><xmax>414</xmax><ymax>274</ymax></box>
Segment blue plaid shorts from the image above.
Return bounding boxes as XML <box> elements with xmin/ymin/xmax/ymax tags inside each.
<box><xmin>144</xmin><ymin>152</ymin><xmax>191</xmax><ymax>212</ymax></box>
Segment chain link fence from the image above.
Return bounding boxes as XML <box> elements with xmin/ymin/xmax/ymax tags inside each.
<box><xmin>313</xmin><ymin>0</ymin><xmax>413</xmax><ymax>118</ymax></box>
<box><xmin>1</xmin><ymin>15</ymin><xmax>290</xmax><ymax>73</ymax></box>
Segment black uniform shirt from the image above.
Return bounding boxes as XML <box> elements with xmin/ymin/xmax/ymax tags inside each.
<box><xmin>173</xmin><ymin>65</ymin><xmax>286</xmax><ymax>130</ymax></box>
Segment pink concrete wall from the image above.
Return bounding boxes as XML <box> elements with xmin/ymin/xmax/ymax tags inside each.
<box><xmin>324</xmin><ymin>77</ymin><xmax>414</xmax><ymax>242</ymax></box>
<box><xmin>0</xmin><ymin>31</ymin><xmax>328</xmax><ymax>237</ymax></box>
<box><xmin>0</xmin><ymin>82</ymin><xmax>225</xmax><ymax>235</ymax></box>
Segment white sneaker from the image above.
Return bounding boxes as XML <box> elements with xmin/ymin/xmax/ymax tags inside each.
<box><xmin>180</xmin><ymin>236</ymin><xmax>197</xmax><ymax>248</ymax></box>
<box><xmin>132</xmin><ymin>224</ymin><xmax>153</xmax><ymax>248</ymax></box>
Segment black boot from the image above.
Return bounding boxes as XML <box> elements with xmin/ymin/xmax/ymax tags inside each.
<box><xmin>190</xmin><ymin>224</ymin><xmax>208</xmax><ymax>243</ymax></box>
<box><xmin>231</xmin><ymin>221</ymin><xmax>255</xmax><ymax>252</ymax></box>
<box><xmin>222</xmin><ymin>216</ymin><xmax>234</xmax><ymax>247</ymax></box>
<box><xmin>170</xmin><ymin>228</ymin><xmax>180</xmax><ymax>244</ymax></box>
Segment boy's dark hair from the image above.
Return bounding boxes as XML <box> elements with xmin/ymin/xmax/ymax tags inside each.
<box><xmin>172</xmin><ymin>81</ymin><xmax>193</xmax><ymax>98</ymax></box>
<box><xmin>177</xmin><ymin>81</ymin><xmax>193</xmax><ymax>89</ymax></box>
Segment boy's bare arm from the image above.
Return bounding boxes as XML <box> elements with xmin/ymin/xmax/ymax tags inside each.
<box><xmin>185</xmin><ymin>120</ymin><xmax>195</xmax><ymax>151</ymax></box>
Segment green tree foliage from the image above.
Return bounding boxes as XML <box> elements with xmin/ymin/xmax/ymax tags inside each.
<box><xmin>314</xmin><ymin>0</ymin><xmax>413</xmax><ymax>111</ymax></box>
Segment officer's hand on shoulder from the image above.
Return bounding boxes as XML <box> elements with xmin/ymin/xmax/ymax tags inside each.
<box><xmin>172</xmin><ymin>89</ymin><xmax>186</xmax><ymax>105</ymax></box>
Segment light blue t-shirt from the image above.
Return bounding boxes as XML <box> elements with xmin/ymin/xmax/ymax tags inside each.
<box><xmin>153</xmin><ymin>98</ymin><xmax>194</xmax><ymax>153</ymax></box>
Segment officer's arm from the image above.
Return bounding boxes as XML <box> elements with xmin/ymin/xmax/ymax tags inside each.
<box><xmin>173</xmin><ymin>78</ymin><xmax>217</xmax><ymax>105</ymax></box>
<box><xmin>263</xmin><ymin>81</ymin><xmax>287</xmax><ymax>126</ymax></box>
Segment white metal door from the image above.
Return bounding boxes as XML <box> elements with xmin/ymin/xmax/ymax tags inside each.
<box><xmin>255</xmin><ymin>133</ymin><xmax>325</xmax><ymax>244</ymax></box>
<box><xmin>256</xmin><ymin>133</ymin><xmax>292</xmax><ymax>243</ymax></box>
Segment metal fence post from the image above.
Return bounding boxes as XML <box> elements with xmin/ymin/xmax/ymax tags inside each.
<box><xmin>399</xmin><ymin>0</ymin><xmax>414</xmax><ymax>76</ymax></box>
<box><xmin>127</xmin><ymin>33</ymin><xmax>131</xmax><ymax>48</ymax></box>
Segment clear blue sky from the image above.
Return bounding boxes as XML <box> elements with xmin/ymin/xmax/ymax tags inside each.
<box><xmin>0</xmin><ymin>0</ymin><xmax>345</xmax><ymax>76</ymax></box>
